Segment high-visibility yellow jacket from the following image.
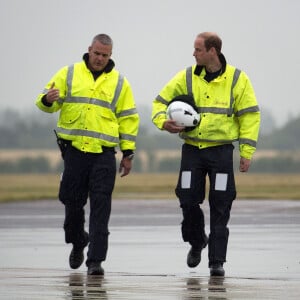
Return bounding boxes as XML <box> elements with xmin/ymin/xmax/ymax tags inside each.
<box><xmin>152</xmin><ymin>63</ymin><xmax>260</xmax><ymax>159</ymax></box>
<box><xmin>36</xmin><ymin>60</ymin><xmax>139</xmax><ymax>153</ymax></box>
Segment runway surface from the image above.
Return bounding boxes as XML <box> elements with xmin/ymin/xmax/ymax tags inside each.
<box><xmin>0</xmin><ymin>198</ymin><xmax>299</xmax><ymax>299</ymax></box>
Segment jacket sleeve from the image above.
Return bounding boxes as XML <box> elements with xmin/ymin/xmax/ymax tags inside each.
<box><xmin>152</xmin><ymin>69</ymin><xmax>188</xmax><ymax>129</ymax></box>
<box><xmin>35</xmin><ymin>66</ymin><xmax>68</xmax><ymax>113</ymax></box>
<box><xmin>115</xmin><ymin>77</ymin><xmax>139</xmax><ymax>151</ymax></box>
<box><xmin>234</xmin><ymin>72</ymin><xmax>261</xmax><ymax>159</ymax></box>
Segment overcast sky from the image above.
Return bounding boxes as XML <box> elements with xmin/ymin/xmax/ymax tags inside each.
<box><xmin>1</xmin><ymin>0</ymin><xmax>299</xmax><ymax>127</ymax></box>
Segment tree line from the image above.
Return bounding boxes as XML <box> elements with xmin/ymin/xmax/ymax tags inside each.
<box><xmin>0</xmin><ymin>108</ymin><xmax>300</xmax><ymax>173</ymax></box>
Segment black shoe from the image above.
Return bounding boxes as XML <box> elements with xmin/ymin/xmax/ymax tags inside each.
<box><xmin>87</xmin><ymin>262</ymin><xmax>104</xmax><ymax>276</ymax></box>
<box><xmin>210</xmin><ymin>263</ymin><xmax>225</xmax><ymax>277</ymax></box>
<box><xmin>69</xmin><ymin>232</ymin><xmax>89</xmax><ymax>269</ymax></box>
<box><xmin>187</xmin><ymin>237</ymin><xmax>208</xmax><ymax>268</ymax></box>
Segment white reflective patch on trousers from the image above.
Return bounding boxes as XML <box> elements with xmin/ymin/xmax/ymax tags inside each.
<box><xmin>181</xmin><ymin>171</ymin><xmax>191</xmax><ymax>189</ymax></box>
<box><xmin>215</xmin><ymin>173</ymin><xmax>228</xmax><ymax>191</ymax></box>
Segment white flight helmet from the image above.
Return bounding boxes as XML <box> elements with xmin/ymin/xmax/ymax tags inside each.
<box><xmin>166</xmin><ymin>95</ymin><xmax>200</xmax><ymax>127</ymax></box>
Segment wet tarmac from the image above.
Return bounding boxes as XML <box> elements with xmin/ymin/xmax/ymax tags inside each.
<box><xmin>0</xmin><ymin>199</ymin><xmax>300</xmax><ymax>299</ymax></box>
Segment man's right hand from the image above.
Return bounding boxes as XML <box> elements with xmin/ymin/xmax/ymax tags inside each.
<box><xmin>46</xmin><ymin>82</ymin><xmax>60</xmax><ymax>103</ymax></box>
<box><xmin>163</xmin><ymin>119</ymin><xmax>185</xmax><ymax>133</ymax></box>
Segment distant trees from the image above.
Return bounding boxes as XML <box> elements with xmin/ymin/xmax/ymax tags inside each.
<box><xmin>0</xmin><ymin>107</ymin><xmax>300</xmax><ymax>173</ymax></box>
<box><xmin>0</xmin><ymin>156</ymin><xmax>61</xmax><ymax>173</ymax></box>
<box><xmin>250</xmin><ymin>157</ymin><xmax>300</xmax><ymax>173</ymax></box>
<box><xmin>258</xmin><ymin>116</ymin><xmax>300</xmax><ymax>150</ymax></box>
<box><xmin>0</xmin><ymin>109</ymin><xmax>57</xmax><ymax>149</ymax></box>
<box><xmin>259</xmin><ymin>106</ymin><xmax>277</xmax><ymax>135</ymax></box>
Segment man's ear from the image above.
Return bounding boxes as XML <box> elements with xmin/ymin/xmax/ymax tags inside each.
<box><xmin>209</xmin><ymin>47</ymin><xmax>217</xmax><ymax>55</ymax></box>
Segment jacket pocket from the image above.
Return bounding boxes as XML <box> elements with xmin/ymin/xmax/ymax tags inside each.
<box><xmin>96</xmin><ymin>109</ymin><xmax>119</xmax><ymax>137</ymax></box>
<box><xmin>60</xmin><ymin>107</ymin><xmax>81</xmax><ymax>125</ymax></box>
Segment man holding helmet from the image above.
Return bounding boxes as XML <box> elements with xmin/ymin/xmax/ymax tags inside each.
<box><xmin>152</xmin><ymin>32</ymin><xmax>260</xmax><ymax>276</ymax></box>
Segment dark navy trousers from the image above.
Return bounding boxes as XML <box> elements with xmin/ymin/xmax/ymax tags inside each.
<box><xmin>59</xmin><ymin>145</ymin><xmax>116</xmax><ymax>266</ymax></box>
<box><xmin>175</xmin><ymin>143</ymin><xmax>236</xmax><ymax>266</ymax></box>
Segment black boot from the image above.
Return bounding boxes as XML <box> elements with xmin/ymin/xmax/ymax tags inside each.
<box><xmin>87</xmin><ymin>262</ymin><xmax>104</xmax><ymax>276</ymax></box>
<box><xmin>69</xmin><ymin>232</ymin><xmax>89</xmax><ymax>269</ymax></box>
<box><xmin>187</xmin><ymin>236</ymin><xmax>208</xmax><ymax>268</ymax></box>
<box><xmin>210</xmin><ymin>262</ymin><xmax>225</xmax><ymax>277</ymax></box>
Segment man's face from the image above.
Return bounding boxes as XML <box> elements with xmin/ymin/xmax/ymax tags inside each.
<box><xmin>88</xmin><ymin>40</ymin><xmax>112</xmax><ymax>72</ymax></box>
<box><xmin>193</xmin><ymin>37</ymin><xmax>209</xmax><ymax>66</ymax></box>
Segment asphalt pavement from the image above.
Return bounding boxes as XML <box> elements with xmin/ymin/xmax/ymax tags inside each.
<box><xmin>0</xmin><ymin>198</ymin><xmax>300</xmax><ymax>299</ymax></box>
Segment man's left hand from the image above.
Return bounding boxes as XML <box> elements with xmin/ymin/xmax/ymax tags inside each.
<box><xmin>239</xmin><ymin>157</ymin><xmax>251</xmax><ymax>172</ymax></box>
<box><xmin>119</xmin><ymin>157</ymin><xmax>132</xmax><ymax>177</ymax></box>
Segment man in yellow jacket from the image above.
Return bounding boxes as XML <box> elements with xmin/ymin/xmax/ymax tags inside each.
<box><xmin>36</xmin><ymin>34</ymin><xmax>139</xmax><ymax>275</ymax></box>
<box><xmin>152</xmin><ymin>32</ymin><xmax>260</xmax><ymax>276</ymax></box>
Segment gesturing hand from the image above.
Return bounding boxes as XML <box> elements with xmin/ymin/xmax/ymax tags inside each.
<box><xmin>46</xmin><ymin>82</ymin><xmax>60</xmax><ymax>103</ymax></box>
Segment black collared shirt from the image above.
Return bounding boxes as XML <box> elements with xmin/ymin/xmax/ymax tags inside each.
<box><xmin>194</xmin><ymin>53</ymin><xmax>227</xmax><ymax>82</ymax></box>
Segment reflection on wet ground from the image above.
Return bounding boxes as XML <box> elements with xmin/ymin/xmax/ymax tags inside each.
<box><xmin>1</xmin><ymin>268</ymin><xmax>299</xmax><ymax>299</ymax></box>
<box><xmin>0</xmin><ymin>199</ymin><xmax>299</xmax><ymax>299</ymax></box>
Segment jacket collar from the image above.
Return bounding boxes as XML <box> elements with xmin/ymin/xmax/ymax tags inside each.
<box><xmin>83</xmin><ymin>53</ymin><xmax>115</xmax><ymax>74</ymax></box>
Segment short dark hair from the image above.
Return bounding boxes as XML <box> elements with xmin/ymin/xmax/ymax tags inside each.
<box><xmin>198</xmin><ymin>32</ymin><xmax>222</xmax><ymax>55</ymax></box>
<box><xmin>92</xmin><ymin>34</ymin><xmax>113</xmax><ymax>47</ymax></box>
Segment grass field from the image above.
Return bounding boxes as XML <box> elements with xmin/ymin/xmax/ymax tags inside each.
<box><xmin>0</xmin><ymin>173</ymin><xmax>299</xmax><ymax>202</ymax></box>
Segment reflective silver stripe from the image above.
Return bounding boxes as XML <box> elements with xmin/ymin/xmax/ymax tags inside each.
<box><xmin>228</xmin><ymin>68</ymin><xmax>241</xmax><ymax>116</ymax></box>
<box><xmin>180</xmin><ymin>132</ymin><xmax>239</xmax><ymax>143</ymax></box>
<box><xmin>180</xmin><ymin>134</ymin><xmax>257</xmax><ymax>147</ymax></box>
<box><xmin>155</xmin><ymin>95</ymin><xmax>168</xmax><ymax>106</ymax></box>
<box><xmin>232</xmin><ymin>68</ymin><xmax>241</xmax><ymax>89</ymax></box>
<box><xmin>64</xmin><ymin>97</ymin><xmax>90</xmax><ymax>104</ymax></box>
<box><xmin>199</xmin><ymin>107</ymin><xmax>233</xmax><ymax>115</ymax></box>
<box><xmin>66</xmin><ymin>65</ymin><xmax>74</xmax><ymax>98</ymax></box>
<box><xmin>89</xmin><ymin>98</ymin><xmax>111</xmax><ymax>109</ymax></box>
<box><xmin>239</xmin><ymin>138</ymin><xmax>257</xmax><ymax>147</ymax></box>
<box><xmin>64</xmin><ymin>96</ymin><xmax>111</xmax><ymax>109</ymax></box>
<box><xmin>186</xmin><ymin>66</ymin><xmax>193</xmax><ymax>95</ymax></box>
<box><xmin>235</xmin><ymin>105</ymin><xmax>260</xmax><ymax>117</ymax></box>
<box><xmin>116</xmin><ymin>108</ymin><xmax>138</xmax><ymax>118</ymax></box>
<box><xmin>152</xmin><ymin>111</ymin><xmax>166</xmax><ymax>122</ymax></box>
<box><xmin>111</xmin><ymin>74</ymin><xmax>124</xmax><ymax>112</ymax></box>
<box><xmin>56</xmin><ymin>127</ymin><xmax>119</xmax><ymax>143</ymax></box>
<box><xmin>120</xmin><ymin>133</ymin><xmax>137</xmax><ymax>142</ymax></box>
